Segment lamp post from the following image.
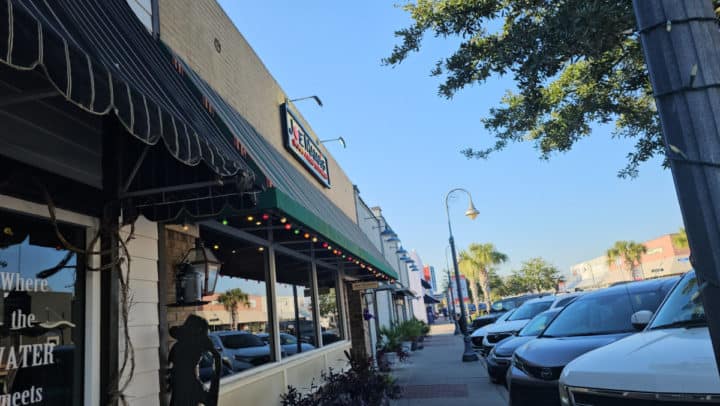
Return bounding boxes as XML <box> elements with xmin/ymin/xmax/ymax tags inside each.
<box><xmin>445</xmin><ymin>188</ymin><xmax>480</xmax><ymax>362</ymax></box>
<box><xmin>445</xmin><ymin>246</ymin><xmax>460</xmax><ymax>335</ymax></box>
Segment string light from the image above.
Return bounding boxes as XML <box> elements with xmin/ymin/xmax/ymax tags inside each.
<box><xmin>284</xmin><ymin>224</ymin><xmax>292</xmax><ymax>231</ymax></box>
<box><xmin>247</xmin><ymin>215</ymin><xmax>254</xmax><ymax>222</ymax></box>
<box><xmin>255</xmin><ymin>221</ymin><xmax>262</xmax><ymax>226</ymax></box>
<box><xmin>312</xmin><ymin>237</ymin><xmax>318</xmax><ymax>243</ymax></box>
<box><xmin>262</xmin><ymin>214</ymin><xmax>270</xmax><ymax>221</ymax></box>
<box><xmin>304</xmin><ymin>233</ymin><xmax>311</xmax><ymax>239</ymax></box>
<box><xmin>280</xmin><ymin>217</ymin><xmax>287</xmax><ymax>224</ymax></box>
<box><xmin>213</xmin><ymin>244</ymin><xmax>220</xmax><ymax>250</ymax></box>
<box><xmin>258</xmin><ymin>246</ymin><xmax>265</xmax><ymax>252</ymax></box>
<box><xmin>322</xmin><ymin>242</ymin><xmax>329</xmax><ymax>248</ymax></box>
<box><xmin>222</xmin><ymin>219</ymin><xmax>229</xmax><ymax>225</ymax></box>
<box><xmin>182</xmin><ymin>224</ymin><xmax>189</xmax><ymax>231</ymax></box>
<box><xmin>231</xmin><ymin>250</ymin><xmax>236</xmax><ymax>254</ymax></box>
<box><xmin>294</xmin><ymin>229</ymin><xmax>301</xmax><ymax>235</ymax></box>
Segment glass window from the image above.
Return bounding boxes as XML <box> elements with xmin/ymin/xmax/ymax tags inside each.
<box><xmin>276</xmin><ymin>253</ymin><xmax>316</xmax><ymax>358</ymax></box>
<box><xmin>519</xmin><ymin>310</ymin><xmax>559</xmax><ymax>337</ymax></box>
<box><xmin>0</xmin><ymin>210</ymin><xmax>85</xmax><ymax>405</ymax></box>
<box><xmin>175</xmin><ymin>227</ymin><xmax>274</xmax><ymax>382</ymax></box>
<box><xmin>650</xmin><ymin>272</ymin><xmax>705</xmax><ymax>329</ymax></box>
<box><xmin>508</xmin><ymin>300</ymin><xmax>553</xmax><ymax>321</ymax></box>
<box><xmin>543</xmin><ymin>292</ymin><xmax>638</xmax><ymax>337</ymax></box>
<box><xmin>317</xmin><ymin>268</ymin><xmax>344</xmax><ymax>346</ymax></box>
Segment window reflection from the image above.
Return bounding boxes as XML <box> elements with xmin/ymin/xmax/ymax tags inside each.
<box><xmin>276</xmin><ymin>253</ymin><xmax>316</xmax><ymax>358</ymax></box>
<box><xmin>317</xmin><ymin>268</ymin><xmax>343</xmax><ymax>346</ymax></box>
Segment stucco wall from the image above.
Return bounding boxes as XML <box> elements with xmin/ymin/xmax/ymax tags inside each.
<box><xmin>156</xmin><ymin>0</ymin><xmax>358</xmax><ymax>220</ymax></box>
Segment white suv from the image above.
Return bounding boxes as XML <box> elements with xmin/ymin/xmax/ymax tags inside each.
<box><xmin>559</xmin><ymin>271</ymin><xmax>720</xmax><ymax>405</ymax></box>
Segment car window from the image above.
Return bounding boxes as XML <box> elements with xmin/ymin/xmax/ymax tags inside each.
<box><xmin>650</xmin><ymin>273</ymin><xmax>705</xmax><ymax>329</ymax></box>
<box><xmin>498</xmin><ymin>309</ymin><xmax>516</xmax><ymax>322</ymax></box>
<box><xmin>219</xmin><ymin>333</ymin><xmax>265</xmax><ymax>349</ymax></box>
<box><xmin>508</xmin><ymin>301</ymin><xmax>552</xmax><ymax>321</ymax></box>
<box><xmin>519</xmin><ymin>311</ymin><xmax>557</xmax><ymax>337</ymax></box>
<box><xmin>543</xmin><ymin>292</ymin><xmax>635</xmax><ymax>337</ymax></box>
<box><xmin>281</xmin><ymin>334</ymin><xmax>297</xmax><ymax>345</ymax></box>
<box><xmin>555</xmin><ymin>296</ymin><xmax>576</xmax><ymax>308</ymax></box>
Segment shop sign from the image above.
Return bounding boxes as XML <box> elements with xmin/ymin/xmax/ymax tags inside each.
<box><xmin>283</xmin><ymin>105</ymin><xmax>331</xmax><ymax>188</ymax></box>
<box><xmin>352</xmin><ymin>281</ymin><xmax>379</xmax><ymax>291</ymax></box>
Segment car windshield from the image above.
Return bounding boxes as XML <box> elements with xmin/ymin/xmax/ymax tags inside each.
<box><xmin>508</xmin><ymin>301</ymin><xmax>552</xmax><ymax>321</ymax></box>
<box><xmin>543</xmin><ymin>288</ymin><xmax>663</xmax><ymax>337</ymax></box>
<box><xmin>650</xmin><ymin>273</ymin><xmax>706</xmax><ymax>330</ymax></box>
<box><xmin>492</xmin><ymin>299</ymin><xmax>516</xmax><ymax>312</ymax></box>
<box><xmin>498</xmin><ymin>309</ymin><xmax>516</xmax><ymax>322</ymax></box>
<box><xmin>518</xmin><ymin>311</ymin><xmax>558</xmax><ymax>337</ymax></box>
<box><xmin>219</xmin><ymin>333</ymin><xmax>266</xmax><ymax>349</ymax></box>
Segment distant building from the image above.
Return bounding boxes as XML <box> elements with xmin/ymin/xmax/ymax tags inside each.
<box><xmin>568</xmin><ymin>232</ymin><xmax>691</xmax><ymax>289</ymax></box>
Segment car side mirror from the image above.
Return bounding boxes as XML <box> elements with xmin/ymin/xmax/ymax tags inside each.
<box><xmin>631</xmin><ymin>310</ymin><xmax>654</xmax><ymax>330</ymax></box>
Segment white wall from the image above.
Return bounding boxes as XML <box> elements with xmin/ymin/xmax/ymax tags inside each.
<box><xmin>120</xmin><ymin>217</ymin><xmax>160</xmax><ymax>406</ymax></box>
<box><xmin>127</xmin><ymin>0</ymin><xmax>153</xmax><ymax>31</ymax></box>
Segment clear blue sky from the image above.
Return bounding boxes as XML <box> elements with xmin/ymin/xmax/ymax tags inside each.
<box><xmin>217</xmin><ymin>1</ymin><xmax>684</xmax><ymax>278</ymax></box>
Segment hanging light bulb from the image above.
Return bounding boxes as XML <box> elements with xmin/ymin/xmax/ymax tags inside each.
<box><xmin>262</xmin><ymin>214</ymin><xmax>270</xmax><ymax>221</ymax></box>
<box><xmin>284</xmin><ymin>224</ymin><xmax>292</xmax><ymax>230</ymax></box>
<box><xmin>312</xmin><ymin>236</ymin><xmax>318</xmax><ymax>243</ymax></box>
<box><xmin>304</xmin><ymin>233</ymin><xmax>310</xmax><ymax>239</ymax></box>
<box><xmin>213</xmin><ymin>244</ymin><xmax>220</xmax><ymax>250</ymax></box>
<box><xmin>294</xmin><ymin>229</ymin><xmax>301</xmax><ymax>235</ymax></box>
<box><xmin>280</xmin><ymin>217</ymin><xmax>287</xmax><ymax>224</ymax></box>
<box><xmin>255</xmin><ymin>221</ymin><xmax>262</xmax><ymax>226</ymax></box>
<box><xmin>247</xmin><ymin>215</ymin><xmax>254</xmax><ymax>222</ymax></box>
<box><xmin>258</xmin><ymin>246</ymin><xmax>265</xmax><ymax>252</ymax></box>
<box><xmin>182</xmin><ymin>224</ymin><xmax>189</xmax><ymax>231</ymax></box>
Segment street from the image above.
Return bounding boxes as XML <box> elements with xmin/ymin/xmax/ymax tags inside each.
<box><xmin>392</xmin><ymin>321</ymin><xmax>507</xmax><ymax>406</ymax></box>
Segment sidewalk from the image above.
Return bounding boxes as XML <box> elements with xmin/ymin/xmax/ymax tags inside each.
<box><xmin>390</xmin><ymin>321</ymin><xmax>507</xmax><ymax>406</ymax></box>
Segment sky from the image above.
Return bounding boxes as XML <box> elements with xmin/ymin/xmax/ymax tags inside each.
<box><xmin>217</xmin><ymin>1</ymin><xmax>684</xmax><ymax>278</ymax></box>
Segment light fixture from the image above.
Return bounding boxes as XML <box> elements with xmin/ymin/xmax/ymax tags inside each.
<box><xmin>262</xmin><ymin>214</ymin><xmax>270</xmax><ymax>221</ymax></box>
<box><xmin>465</xmin><ymin>201</ymin><xmax>480</xmax><ymax>220</ymax></box>
<box><xmin>319</xmin><ymin>137</ymin><xmax>346</xmax><ymax>148</ymax></box>
<box><xmin>255</xmin><ymin>221</ymin><xmax>262</xmax><ymax>226</ymax></box>
<box><xmin>399</xmin><ymin>255</ymin><xmax>410</xmax><ymax>261</ymax></box>
<box><xmin>280</xmin><ymin>217</ymin><xmax>288</xmax><ymax>224</ymax></box>
<box><xmin>386</xmin><ymin>236</ymin><xmax>401</xmax><ymax>243</ymax></box>
<box><xmin>246</xmin><ymin>215</ymin><xmax>254</xmax><ymax>222</ymax></box>
<box><xmin>288</xmin><ymin>95</ymin><xmax>323</xmax><ymax>107</ymax></box>
<box><xmin>380</xmin><ymin>226</ymin><xmax>396</xmax><ymax>238</ymax></box>
<box><xmin>396</xmin><ymin>247</ymin><xmax>408</xmax><ymax>255</ymax></box>
<box><xmin>175</xmin><ymin>240</ymin><xmax>223</xmax><ymax>304</ymax></box>
<box><xmin>312</xmin><ymin>237</ymin><xmax>319</xmax><ymax>243</ymax></box>
<box><xmin>258</xmin><ymin>246</ymin><xmax>265</xmax><ymax>252</ymax></box>
<box><xmin>284</xmin><ymin>224</ymin><xmax>292</xmax><ymax>230</ymax></box>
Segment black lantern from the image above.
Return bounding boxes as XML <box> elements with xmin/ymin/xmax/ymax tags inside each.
<box><xmin>175</xmin><ymin>240</ymin><xmax>222</xmax><ymax>305</ymax></box>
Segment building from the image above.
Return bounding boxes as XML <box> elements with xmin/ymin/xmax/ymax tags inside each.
<box><xmin>0</xmin><ymin>1</ymin><xmax>420</xmax><ymax>405</ymax></box>
<box><xmin>568</xmin><ymin>233</ymin><xmax>691</xmax><ymax>289</ymax></box>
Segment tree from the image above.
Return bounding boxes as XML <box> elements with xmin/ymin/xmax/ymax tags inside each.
<box><xmin>459</xmin><ymin>243</ymin><xmax>508</xmax><ymax>315</ymax></box>
<box><xmin>606</xmin><ymin>240</ymin><xmax>647</xmax><ymax>280</ymax></box>
<box><xmin>217</xmin><ymin>288</ymin><xmax>250</xmax><ymax>331</ymax></box>
<box><xmin>517</xmin><ymin>258</ymin><xmax>560</xmax><ymax>293</ymax></box>
<box><xmin>384</xmin><ymin>0</ymin><xmax>664</xmax><ymax>177</ymax></box>
<box><xmin>503</xmin><ymin>271</ymin><xmax>531</xmax><ymax>296</ymax></box>
<box><xmin>672</xmin><ymin>228</ymin><xmax>689</xmax><ymax>250</ymax></box>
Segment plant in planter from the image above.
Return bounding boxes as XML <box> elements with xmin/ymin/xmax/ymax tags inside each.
<box><xmin>281</xmin><ymin>351</ymin><xmax>402</xmax><ymax>406</ymax></box>
<box><xmin>398</xmin><ymin>320</ymin><xmax>424</xmax><ymax>351</ymax></box>
<box><xmin>379</xmin><ymin>325</ymin><xmax>409</xmax><ymax>365</ymax></box>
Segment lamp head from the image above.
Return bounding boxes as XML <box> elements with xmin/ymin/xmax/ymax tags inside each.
<box><xmin>465</xmin><ymin>200</ymin><xmax>480</xmax><ymax>220</ymax></box>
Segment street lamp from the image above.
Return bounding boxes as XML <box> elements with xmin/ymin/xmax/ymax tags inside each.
<box><xmin>445</xmin><ymin>187</ymin><xmax>480</xmax><ymax>362</ymax></box>
<box><xmin>288</xmin><ymin>95</ymin><xmax>323</xmax><ymax>107</ymax></box>
<box><xmin>445</xmin><ymin>245</ymin><xmax>460</xmax><ymax>335</ymax></box>
<box><xmin>319</xmin><ymin>137</ymin><xmax>347</xmax><ymax>148</ymax></box>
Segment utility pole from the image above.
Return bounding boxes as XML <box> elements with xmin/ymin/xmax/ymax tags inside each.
<box><xmin>633</xmin><ymin>0</ymin><xmax>720</xmax><ymax>374</ymax></box>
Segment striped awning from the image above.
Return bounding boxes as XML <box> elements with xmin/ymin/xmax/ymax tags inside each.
<box><xmin>174</xmin><ymin>57</ymin><xmax>399</xmax><ymax>281</ymax></box>
<box><xmin>0</xmin><ymin>0</ymin><xmax>253</xmax><ymax>178</ymax></box>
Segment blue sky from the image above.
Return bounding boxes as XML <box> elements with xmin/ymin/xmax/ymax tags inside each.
<box><xmin>217</xmin><ymin>1</ymin><xmax>684</xmax><ymax>277</ymax></box>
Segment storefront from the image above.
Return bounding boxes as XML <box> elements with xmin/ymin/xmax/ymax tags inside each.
<box><xmin>0</xmin><ymin>1</ymin><xmax>406</xmax><ymax>405</ymax></box>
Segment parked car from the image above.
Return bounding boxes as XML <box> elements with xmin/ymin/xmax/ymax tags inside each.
<box><xmin>470</xmin><ymin>294</ymin><xmax>543</xmax><ymax>332</ymax></box>
<box><xmin>559</xmin><ymin>271</ymin><xmax>719</xmax><ymax>405</ymax></box>
<box><xmin>480</xmin><ymin>294</ymin><xmax>579</xmax><ymax>357</ymax></box>
<box><xmin>506</xmin><ymin>276</ymin><xmax>679</xmax><ymax>406</ymax></box>
<box><xmin>486</xmin><ymin>308</ymin><xmax>562</xmax><ymax>384</ymax></box>
<box><xmin>471</xmin><ymin>309</ymin><xmax>517</xmax><ymax>350</ymax></box>
<box><xmin>209</xmin><ymin>331</ymin><xmax>277</xmax><ymax>372</ymax></box>
<box><xmin>257</xmin><ymin>332</ymin><xmax>315</xmax><ymax>356</ymax></box>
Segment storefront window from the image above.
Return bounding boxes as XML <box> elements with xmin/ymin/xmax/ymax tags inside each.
<box><xmin>276</xmin><ymin>253</ymin><xmax>316</xmax><ymax>358</ymax></box>
<box><xmin>317</xmin><ymin>268</ymin><xmax>344</xmax><ymax>345</ymax></box>
<box><xmin>183</xmin><ymin>228</ymin><xmax>274</xmax><ymax>382</ymax></box>
<box><xmin>0</xmin><ymin>211</ymin><xmax>85</xmax><ymax>405</ymax></box>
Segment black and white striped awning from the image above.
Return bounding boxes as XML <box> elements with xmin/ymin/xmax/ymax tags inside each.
<box><xmin>0</xmin><ymin>0</ymin><xmax>253</xmax><ymax>178</ymax></box>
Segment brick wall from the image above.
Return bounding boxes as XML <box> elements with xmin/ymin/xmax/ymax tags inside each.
<box><xmin>156</xmin><ymin>0</ymin><xmax>359</xmax><ymax>221</ymax></box>
<box><xmin>346</xmin><ymin>285</ymin><xmax>370</xmax><ymax>359</ymax></box>
<box><xmin>162</xmin><ymin>227</ymin><xmax>203</xmax><ymax>337</ymax></box>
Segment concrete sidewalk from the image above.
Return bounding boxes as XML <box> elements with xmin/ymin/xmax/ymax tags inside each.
<box><xmin>390</xmin><ymin>321</ymin><xmax>507</xmax><ymax>406</ymax></box>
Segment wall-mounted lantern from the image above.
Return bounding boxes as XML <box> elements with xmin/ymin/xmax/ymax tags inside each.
<box><xmin>175</xmin><ymin>240</ymin><xmax>222</xmax><ymax>305</ymax></box>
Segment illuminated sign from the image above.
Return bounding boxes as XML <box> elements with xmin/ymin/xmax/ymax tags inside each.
<box><xmin>283</xmin><ymin>105</ymin><xmax>331</xmax><ymax>188</ymax></box>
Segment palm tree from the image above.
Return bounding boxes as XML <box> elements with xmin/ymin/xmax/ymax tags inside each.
<box><xmin>672</xmin><ymin>227</ymin><xmax>689</xmax><ymax>249</ymax></box>
<box><xmin>606</xmin><ymin>241</ymin><xmax>647</xmax><ymax>280</ymax></box>
<box><xmin>458</xmin><ymin>243</ymin><xmax>508</xmax><ymax>316</ymax></box>
<box><xmin>217</xmin><ymin>288</ymin><xmax>250</xmax><ymax>330</ymax></box>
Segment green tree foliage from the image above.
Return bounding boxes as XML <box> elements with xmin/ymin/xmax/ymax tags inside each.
<box><xmin>459</xmin><ymin>243</ymin><xmax>508</xmax><ymax>315</ymax></box>
<box><xmin>217</xmin><ymin>288</ymin><xmax>250</xmax><ymax>331</ymax></box>
<box><xmin>606</xmin><ymin>240</ymin><xmax>647</xmax><ymax>279</ymax></box>
<box><xmin>384</xmin><ymin>0</ymin><xmax>664</xmax><ymax>177</ymax></box>
<box><xmin>517</xmin><ymin>258</ymin><xmax>561</xmax><ymax>293</ymax></box>
<box><xmin>318</xmin><ymin>290</ymin><xmax>337</xmax><ymax>318</ymax></box>
<box><xmin>672</xmin><ymin>227</ymin><xmax>689</xmax><ymax>250</ymax></box>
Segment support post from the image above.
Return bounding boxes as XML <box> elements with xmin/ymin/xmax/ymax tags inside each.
<box><xmin>634</xmin><ymin>0</ymin><xmax>720</xmax><ymax>375</ymax></box>
<box><xmin>266</xmin><ymin>223</ymin><xmax>282</xmax><ymax>362</ymax></box>
<box><xmin>310</xmin><ymin>246</ymin><xmax>323</xmax><ymax>347</ymax></box>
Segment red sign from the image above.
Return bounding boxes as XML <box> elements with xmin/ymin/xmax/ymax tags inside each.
<box><xmin>283</xmin><ymin>105</ymin><xmax>331</xmax><ymax>188</ymax></box>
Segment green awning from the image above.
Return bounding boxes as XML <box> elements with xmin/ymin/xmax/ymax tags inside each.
<box><xmin>176</xmin><ymin>56</ymin><xmax>398</xmax><ymax>280</ymax></box>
